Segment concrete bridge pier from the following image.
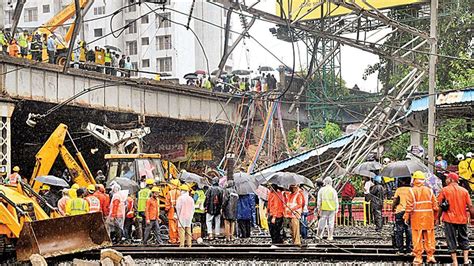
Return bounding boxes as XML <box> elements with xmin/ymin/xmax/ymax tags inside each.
<box><xmin>0</xmin><ymin>101</ymin><xmax>15</xmax><ymax>175</ymax></box>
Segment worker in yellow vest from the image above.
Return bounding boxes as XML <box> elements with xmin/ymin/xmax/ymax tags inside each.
<box><xmin>18</xmin><ymin>31</ymin><xmax>28</xmax><ymax>58</ymax></box>
<box><xmin>0</xmin><ymin>29</ymin><xmax>7</xmax><ymax>54</ymax></box>
<box><xmin>138</xmin><ymin>178</ymin><xmax>154</xmax><ymax>238</ymax></box>
<box><xmin>317</xmin><ymin>177</ymin><xmax>338</xmax><ymax>240</ymax></box>
<box><xmin>104</xmin><ymin>48</ymin><xmax>112</xmax><ymax>74</ymax></box>
<box><xmin>66</xmin><ymin>188</ymin><xmax>90</xmax><ymax>216</ymax></box>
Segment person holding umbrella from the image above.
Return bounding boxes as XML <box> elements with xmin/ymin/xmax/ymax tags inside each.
<box><xmin>267</xmin><ymin>184</ymin><xmax>285</xmax><ymax>245</ymax></box>
<box><xmin>221</xmin><ymin>180</ymin><xmax>239</xmax><ymax>241</ymax></box>
<box><xmin>370</xmin><ymin>175</ymin><xmax>385</xmax><ymax>232</ymax></box>
<box><xmin>284</xmin><ymin>184</ymin><xmax>304</xmax><ymax>245</ymax></box>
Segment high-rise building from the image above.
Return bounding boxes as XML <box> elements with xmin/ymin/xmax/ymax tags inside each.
<box><xmin>3</xmin><ymin>0</ymin><xmax>233</xmax><ymax>80</ymax></box>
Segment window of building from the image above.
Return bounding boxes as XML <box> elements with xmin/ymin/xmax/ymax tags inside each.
<box><xmin>156</xmin><ymin>35</ymin><xmax>171</xmax><ymax>50</ymax></box>
<box><xmin>131</xmin><ymin>62</ymin><xmax>138</xmax><ymax>76</ymax></box>
<box><xmin>126</xmin><ymin>41</ymin><xmax>137</xmax><ymax>55</ymax></box>
<box><xmin>42</xmin><ymin>4</ymin><xmax>50</xmax><ymax>13</ymax></box>
<box><xmin>93</xmin><ymin>6</ymin><xmax>105</xmax><ymax>15</ymax></box>
<box><xmin>141</xmin><ymin>37</ymin><xmax>149</xmax><ymax>46</ymax></box>
<box><xmin>94</xmin><ymin>28</ymin><xmax>103</xmax><ymax>37</ymax></box>
<box><xmin>156</xmin><ymin>12</ymin><xmax>171</xmax><ymax>28</ymax></box>
<box><xmin>142</xmin><ymin>59</ymin><xmax>150</xmax><ymax>68</ymax></box>
<box><xmin>141</xmin><ymin>15</ymin><xmax>149</xmax><ymax>24</ymax></box>
<box><xmin>127</xmin><ymin>1</ymin><xmax>136</xmax><ymax>12</ymax></box>
<box><xmin>24</xmin><ymin>7</ymin><xmax>38</xmax><ymax>22</ymax></box>
<box><xmin>156</xmin><ymin>57</ymin><xmax>172</xmax><ymax>72</ymax></box>
<box><xmin>125</xmin><ymin>19</ymin><xmax>137</xmax><ymax>34</ymax></box>
<box><xmin>5</xmin><ymin>10</ymin><xmax>13</xmax><ymax>25</ymax></box>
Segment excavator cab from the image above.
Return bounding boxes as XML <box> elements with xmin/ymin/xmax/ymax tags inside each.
<box><xmin>0</xmin><ymin>182</ymin><xmax>111</xmax><ymax>261</ymax></box>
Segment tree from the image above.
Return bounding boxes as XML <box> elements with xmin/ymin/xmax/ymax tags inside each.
<box><xmin>288</xmin><ymin>122</ymin><xmax>343</xmax><ymax>151</ymax></box>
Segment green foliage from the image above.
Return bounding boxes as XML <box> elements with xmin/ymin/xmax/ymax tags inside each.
<box><xmin>384</xmin><ymin>119</ymin><xmax>473</xmax><ymax>163</ymax></box>
<box><xmin>320</xmin><ymin>121</ymin><xmax>343</xmax><ymax>143</ymax></box>
<box><xmin>288</xmin><ymin>122</ymin><xmax>343</xmax><ymax>151</ymax></box>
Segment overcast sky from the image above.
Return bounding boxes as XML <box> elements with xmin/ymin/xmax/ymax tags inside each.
<box><xmin>231</xmin><ymin>0</ymin><xmax>383</xmax><ymax>93</ymax></box>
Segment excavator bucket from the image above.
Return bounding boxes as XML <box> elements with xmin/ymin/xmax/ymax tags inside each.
<box><xmin>15</xmin><ymin>212</ymin><xmax>111</xmax><ymax>261</ymax></box>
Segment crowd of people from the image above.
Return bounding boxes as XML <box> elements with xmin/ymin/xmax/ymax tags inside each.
<box><xmin>187</xmin><ymin>73</ymin><xmax>279</xmax><ymax>94</ymax></box>
<box><xmin>0</xmin><ymin>29</ymin><xmax>136</xmax><ymax>77</ymax></box>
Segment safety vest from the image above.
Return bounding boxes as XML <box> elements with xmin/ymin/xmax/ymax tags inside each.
<box><xmin>7</xmin><ymin>173</ymin><xmax>20</xmax><ymax>185</ymax></box>
<box><xmin>86</xmin><ymin>195</ymin><xmax>101</xmax><ymax>213</ymax></box>
<box><xmin>285</xmin><ymin>190</ymin><xmax>303</xmax><ymax>218</ymax></box>
<box><xmin>320</xmin><ymin>186</ymin><xmax>337</xmax><ymax>211</ymax></box>
<box><xmin>105</xmin><ymin>52</ymin><xmax>111</xmax><ymax>63</ymax></box>
<box><xmin>169</xmin><ymin>189</ymin><xmax>179</xmax><ymax>207</ymax></box>
<box><xmin>69</xmin><ymin>198</ymin><xmax>88</xmax><ymax>216</ymax></box>
<box><xmin>194</xmin><ymin>190</ymin><xmax>205</xmax><ymax>213</ymax></box>
<box><xmin>126</xmin><ymin>197</ymin><xmax>134</xmax><ymax>218</ymax></box>
<box><xmin>203</xmin><ymin>80</ymin><xmax>212</xmax><ymax>91</ymax></box>
<box><xmin>239</xmin><ymin>82</ymin><xmax>246</xmax><ymax>91</ymax></box>
<box><xmin>137</xmin><ymin>188</ymin><xmax>151</xmax><ymax>212</ymax></box>
<box><xmin>410</xmin><ymin>187</ymin><xmax>433</xmax><ymax>213</ymax></box>
<box><xmin>18</xmin><ymin>35</ymin><xmax>27</xmax><ymax>48</ymax></box>
<box><xmin>0</xmin><ymin>32</ymin><xmax>6</xmax><ymax>46</ymax></box>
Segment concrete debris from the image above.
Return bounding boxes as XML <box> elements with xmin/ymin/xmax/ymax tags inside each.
<box><xmin>72</xmin><ymin>258</ymin><xmax>100</xmax><ymax>266</ymax></box>
<box><xmin>29</xmin><ymin>254</ymin><xmax>47</xmax><ymax>266</ymax></box>
<box><xmin>100</xmin><ymin>248</ymin><xmax>123</xmax><ymax>264</ymax></box>
<box><xmin>121</xmin><ymin>255</ymin><xmax>136</xmax><ymax>266</ymax></box>
<box><xmin>100</xmin><ymin>257</ymin><xmax>115</xmax><ymax>266</ymax></box>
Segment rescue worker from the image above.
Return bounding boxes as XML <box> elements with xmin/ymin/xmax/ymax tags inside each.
<box><xmin>0</xmin><ymin>29</ymin><xmax>7</xmax><ymax>54</ymax></box>
<box><xmin>204</xmin><ymin>178</ymin><xmax>223</xmax><ymax>240</ymax></box>
<box><xmin>38</xmin><ymin>184</ymin><xmax>53</xmax><ymax>214</ymax></box>
<box><xmin>71</xmin><ymin>183</ymin><xmax>80</xmax><ymax>190</ymax></box>
<box><xmin>316</xmin><ymin>177</ymin><xmax>338</xmax><ymax>241</ymax></box>
<box><xmin>392</xmin><ymin>177</ymin><xmax>412</xmax><ymax>255</ymax></box>
<box><xmin>437</xmin><ymin>173</ymin><xmax>472</xmax><ymax>266</ymax></box>
<box><xmin>57</xmin><ymin>188</ymin><xmax>69</xmax><ymax>215</ymax></box>
<box><xmin>8</xmin><ymin>39</ymin><xmax>19</xmax><ymax>57</ymax></box>
<box><xmin>203</xmin><ymin>77</ymin><xmax>212</xmax><ymax>91</ymax></box>
<box><xmin>5</xmin><ymin>166</ymin><xmax>21</xmax><ymax>186</ymax></box>
<box><xmin>46</xmin><ymin>35</ymin><xmax>56</xmax><ymax>64</ymax></box>
<box><xmin>30</xmin><ymin>33</ymin><xmax>42</xmax><ymax>62</ymax></box>
<box><xmin>93</xmin><ymin>184</ymin><xmax>110</xmax><ymax>215</ymax></box>
<box><xmin>85</xmin><ymin>184</ymin><xmax>101</xmax><ymax>213</ymax></box>
<box><xmin>176</xmin><ymin>184</ymin><xmax>195</xmax><ymax>247</ymax></box>
<box><xmin>457</xmin><ymin>154</ymin><xmax>472</xmax><ymax>193</ymax></box>
<box><xmin>104</xmin><ymin>48</ymin><xmax>112</xmax><ymax>74</ymax></box>
<box><xmin>192</xmin><ymin>184</ymin><xmax>207</xmax><ymax>237</ymax></box>
<box><xmin>95</xmin><ymin>170</ymin><xmax>106</xmax><ymax>184</ymax></box>
<box><xmin>138</xmin><ymin>178</ymin><xmax>154</xmax><ymax>238</ymax></box>
<box><xmin>403</xmin><ymin>171</ymin><xmax>438</xmax><ymax>264</ymax></box>
<box><xmin>285</xmin><ymin>184</ymin><xmax>304</xmax><ymax>245</ymax></box>
<box><xmin>144</xmin><ymin>186</ymin><xmax>163</xmax><ymax>245</ymax></box>
<box><xmin>79</xmin><ymin>40</ymin><xmax>87</xmax><ymax>63</ymax></box>
<box><xmin>221</xmin><ymin>181</ymin><xmax>239</xmax><ymax>242</ymax></box>
<box><xmin>124</xmin><ymin>193</ymin><xmax>136</xmax><ymax>241</ymax></box>
<box><xmin>165</xmin><ymin>179</ymin><xmax>181</xmax><ymax>244</ymax></box>
<box><xmin>18</xmin><ymin>31</ymin><xmax>28</xmax><ymax>58</ymax></box>
<box><xmin>66</xmin><ymin>188</ymin><xmax>90</xmax><ymax>216</ymax></box>
<box><xmin>267</xmin><ymin>184</ymin><xmax>285</xmax><ymax>244</ymax></box>
<box><xmin>370</xmin><ymin>175</ymin><xmax>385</xmax><ymax>232</ymax></box>
<box><xmin>107</xmin><ymin>184</ymin><xmax>126</xmax><ymax>244</ymax></box>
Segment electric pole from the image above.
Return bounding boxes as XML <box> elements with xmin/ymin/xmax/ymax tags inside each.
<box><xmin>427</xmin><ymin>0</ymin><xmax>438</xmax><ymax>172</ymax></box>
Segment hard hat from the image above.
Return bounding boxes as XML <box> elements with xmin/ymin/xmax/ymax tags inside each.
<box><xmin>179</xmin><ymin>184</ymin><xmax>189</xmax><ymax>191</ymax></box>
<box><xmin>170</xmin><ymin>179</ymin><xmax>181</xmax><ymax>187</ymax></box>
<box><xmin>456</xmin><ymin>154</ymin><xmax>465</xmax><ymax>161</ymax></box>
<box><xmin>412</xmin><ymin>171</ymin><xmax>425</xmax><ymax>180</ymax></box>
<box><xmin>466</xmin><ymin>152</ymin><xmax>473</xmax><ymax>158</ymax></box>
<box><xmin>446</xmin><ymin>172</ymin><xmax>459</xmax><ymax>182</ymax></box>
<box><xmin>87</xmin><ymin>184</ymin><xmax>96</xmax><ymax>192</ymax></box>
<box><xmin>383</xmin><ymin>158</ymin><xmax>391</xmax><ymax>164</ymax></box>
<box><xmin>13</xmin><ymin>166</ymin><xmax>20</xmax><ymax>172</ymax></box>
<box><xmin>71</xmin><ymin>184</ymin><xmax>80</xmax><ymax>189</ymax></box>
<box><xmin>151</xmin><ymin>187</ymin><xmax>160</xmax><ymax>193</ymax></box>
<box><xmin>373</xmin><ymin>175</ymin><xmax>382</xmax><ymax>183</ymax></box>
<box><xmin>68</xmin><ymin>189</ymin><xmax>77</xmax><ymax>198</ymax></box>
<box><xmin>146</xmin><ymin>178</ymin><xmax>154</xmax><ymax>185</ymax></box>
<box><xmin>40</xmin><ymin>184</ymin><xmax>50</xmax><ymax>191</ymax></box>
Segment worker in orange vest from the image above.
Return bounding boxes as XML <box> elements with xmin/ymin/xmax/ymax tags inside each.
<box><xmin>124</xmin><ymin>193</ymin><xmax>136</xmax><ymax>241</ymax></box>
<box><xmin>5</xmin><ymin>166</ymin><xmax>21</xmax><ymax>186</ymax></box>
<box><xmin>93</xmin><ymin>184</ymin><xmax>110</xmax><ymax>215</ymax></box>
<box><xmin>284</xmin><ymin>184</ymin><xmax>305</xmax><ymax>246</ymax></box>
<box><xmin>267</xmin><ymin>184</ymin><xmax>285</xmax><ymax>244</ymax></box>
<box><xmin>144</xmin><ymin>187</ymin><xmax>163</xmax><ymax>244</ymax></box>
<box><xmin>8</xmin><ymin>39</ymin><xmax>19</xmax><ymax>57</ymax></box>
<box><xmin>165</xmin><ymin>179</ymin><xmax>181</xmax><ymax>244</ymax></box>
<box><xmin>403</xmin><ymin>171</ymin><xmax>439</xmax><ymax>264</ymax></box>
<box><xmin>85</xmin><ymin>184</ymin><xmax>101</xmax><ymax>213</ymax></box>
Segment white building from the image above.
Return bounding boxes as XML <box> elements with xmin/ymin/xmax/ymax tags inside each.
<box><xmin>3</xmin><ymin>0</ymin><xmax>233</xmax><ymax>80</ymax></box>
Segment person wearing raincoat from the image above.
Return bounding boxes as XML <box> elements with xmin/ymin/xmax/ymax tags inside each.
<box><xmin>317</xmin><ymin>177</ymin><xmax>338</xmax><ymax>241</ymax></box>
<box><xmin>176</xmin><ymin>184</ymin><xmax>195</xmax><ymax>247</ymax></box>
<box><xmin>403</xmin><ymin>171</ymin><xmax>438</xmax><ymax>264</ymax></box>
<box><xmin>107</xmin><ymin>184</ymin><xmax>127</xmax><ymax>244</ymax></box>
<box><xmin>165</xmin><ymin>179</ymin><xmax>181</xmax><ymax>244</ymax></box>
<box><xmin>221</xmin><ymin>181</ymin><xmax>239</xmax><ymax>241</ymax></box>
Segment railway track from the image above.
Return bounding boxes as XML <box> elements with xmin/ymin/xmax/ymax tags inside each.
<box><xmin>52</xmin><ymin>243</ymin><xmax>474</xmax><ymax>263</ymax></box>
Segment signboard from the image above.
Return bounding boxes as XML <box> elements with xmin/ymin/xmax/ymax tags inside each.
<box><xmin>276</xmin><ymin>0</ymin><xmax>425</xmax><ymax>21</ymax></box>
<box><xmin>157</xmin><ymin>140</ymin><xmax>187</xmax><ymax>160</ymax></box>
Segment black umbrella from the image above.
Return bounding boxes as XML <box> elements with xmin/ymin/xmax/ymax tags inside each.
<box><xmin>380</xmin><ymin>159</ymin><xmax>430</xmax><ymax>178</ymax></box>
<box><xmin>264</xmin><ymin>172</ymin><xmax>314</xmax><ymax>189</ymax></box>
<box><xmin>184</xmin><ymin>73</ymin><xmax>198</xmax><ymax>79</ymax></box>
<box><xmin>353</xmin><ymin>161</ymin><xmax>382</xmax><ymax>172</ymax></box>
<box><xmin>35</xmin><ymin>175</ymin><xmax>69</xmax><ymax>187</ymax></box>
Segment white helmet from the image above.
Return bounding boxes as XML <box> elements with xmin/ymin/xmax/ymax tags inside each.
<box><xmin>383</xmin><ymin>158</ymin><xmax>391</xmax><ymax>164</ymax></box>
<box><xmin>466</xmin><ymin>152</ymin><xmax>473</xmax><ymax>158</ymax></box>
<box><xmin>456</xmin><ymin>154</ymin><xmax>465</xmax><ymax>161</ymax></box>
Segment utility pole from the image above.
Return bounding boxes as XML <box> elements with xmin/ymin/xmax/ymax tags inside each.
<box><xmin>427</xmin><ymin>0</ymin><xmax>438</xmax><ymax>172</ymax></box>
<box><xmin>226</xmin><ymin>153</ymin><xmax>235</xmax><ymax>181</ymax></box>
<box><xmin>63</xmin><ymin>0</ymin><xmax>83</xmax><ymax>73</ymax></box>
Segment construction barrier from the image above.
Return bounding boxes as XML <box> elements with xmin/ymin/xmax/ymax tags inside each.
<box><xmin>336</xmin><ymin>199</ymin><xmax>395</xmax><ymax>226</ymax></box>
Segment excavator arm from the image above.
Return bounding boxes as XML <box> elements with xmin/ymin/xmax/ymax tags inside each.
<box><xmin>36</xmin><ymin>0</ymin><xmax>91</xmax><ymax>37</ymax></box>
<box><xmin>30</xmin><ymin>124</ymin><xmax>95</xmax><ymax>192</ymax></box>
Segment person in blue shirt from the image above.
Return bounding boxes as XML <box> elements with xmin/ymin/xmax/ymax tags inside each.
<box><xmin>46</xmin><ymin>35</ymin><xmax>56</xmax><ymax>64</ymax></box>
<box><xmin>435</xmin><ymin>154</ymin><xmax>448</xmax><ymax>170</ymax></box>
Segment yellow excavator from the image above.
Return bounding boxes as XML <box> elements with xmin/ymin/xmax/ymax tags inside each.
<box><xmin>30</xmin><ymin>123</ymin><xmax>95</xmax><ymax>192</ymax></box>
<box><xmin>0</xmin><ymin>180</ymin><xmax>110</xmax><ymax>261</ymax></box>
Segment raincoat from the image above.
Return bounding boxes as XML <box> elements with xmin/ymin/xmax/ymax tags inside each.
<box><xmin>204</xmin><ymin>184</ymin><xmax>223</xmax><ymax>216</ymax></box>
<box><xmin>107</xmin><ymin>185</ymin><xmax>128</xmax><ymax>230</ymax></box>
<box><xmin>93</xmin><ymin>190</ymin><xmax>110</xmax><ymax>215</ymax></box>
<box><xmin>176</xmin><ymin>191</ymin><xmax>195</xmax><ymax>228</ymax></box>
<box><xmin>237</xmin><ymin>194</ymin><xmax>254</xmax><ymax>220</ymax></box>
<box><xmin>222</xmin><ymin>184</ymin><xmax>239</xmax><ymax>221</ymax></box>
